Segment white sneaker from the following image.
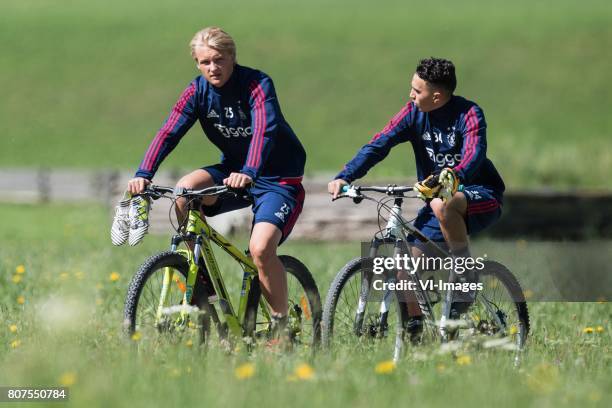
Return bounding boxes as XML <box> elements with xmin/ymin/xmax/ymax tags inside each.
<box><xmin>128</xmin><ymin>196</ymin><xmax>150</xmax><ymax>246</ymax></box>
<box><xmin>110</xmin><ymin>194</ymin><xmax>131</xmax><ymax>246</ymax></box>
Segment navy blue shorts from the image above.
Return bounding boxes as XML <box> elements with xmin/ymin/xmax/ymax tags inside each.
<box><xmin>200</xmin><ymin>163</ymin><xmax>305</xmax><ymax>245</ymax></box>
<box><xmin>408</xmin><ymin>185</ymin><xmax>502</xmax><ymax>244</ymax></box>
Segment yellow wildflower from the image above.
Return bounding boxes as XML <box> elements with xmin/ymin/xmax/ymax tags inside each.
<box><xmin>436</xmin><ymin>363</ymin><xmax>446</xmax><ymax>373</ymax></box>
<box><xmin>583</xmin><ymin>327</ymin><xmax>594</xmax><ymax>334</ymax></box>
<box><xmin>456</xmin><ymin>354</ymin><xmax>472</xmax><ymax>366</ymax></box>
<box><xmin>109</xmin><ymin>272</ymin><xmax>120</xmax><ymax>282</ymax></box>
<box><xmin>12</xmin><ymin>275</ymin><xmax>22</xmax><ymax>284</ymax></box>
<box><xmin>527</xmin><ymin>363</ymin><xmax>559</xmax><ymax>395</ymax></box>
<box><xmin>374</xmin><ymin>360</ymin><xmax>396</xmax><ymax>374</ymax></box>
<box><xmin>17</xmin><ymin>295</ymin><xmax>25</xmax><ymax>305</ymax></box>
<box><xmin>596</xmin><ymin>326</ymin><xmax>604</xmax><ymax>333</ymax></box>
<box><xmin>16</xmin><ymin>265</ymin><xmax>25</xmax><ymax>274</ymax></box>
<box><xmin>294</xmin><ymin>363</ymin><xmax>315</xmax><ymax>380</ymax></box>
<box><xmin>589</xmin><ymin>391</ymin><xmax>602</xmax><ymax>402</ymax></box>
<box><xmin>10</xmin><ymin>340</ymin><xmax>21</xmax><ymax>349</ymax></box>
<box><xmin>185</xmin><ymin>339</ymin><xmax>193</xmax><ymax>347</ymax></box>
<box><xmin>131</xmin><ymin>331</ymin><xmax>142</xmax><ymax>341</ymax></box>
<box><xmin>235</xmin><ymin>363</ymin><xmax>255</xmax><ymax>379</ymax></box>
<box><xmin>59</xmin><ymin>372</ymin><xmax>77</xmax><ymax>386</ymax></box>
<box><xmin>9</xmin><ymin>324</ymin><xmax>18</xmax><ymax>333</ymax></box>
<box><xmin>509</xmin><ymin>325</ymin><xmax>519</xmax><ymax>335</ymax></box>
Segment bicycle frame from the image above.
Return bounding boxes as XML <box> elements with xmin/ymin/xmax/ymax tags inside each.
<box><xmin>333</xmin><ymin>185</ymin><xmax>527</xmax><ymax>362</ymax></box>
<box><xmin>358</xmin><ymin>196</ymin><xmax>457</xmax><ymax>342</ymax></box>
<box><xmin>155</xmin><ymin>202</ymin><xmax>271</xmax><ymax>339</ymax></box>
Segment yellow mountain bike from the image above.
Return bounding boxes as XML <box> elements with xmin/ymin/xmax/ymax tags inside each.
<box><xmin>123</xmin><ymin>185</ymin><xmax>321</xmax><ymax>349</ymax></box>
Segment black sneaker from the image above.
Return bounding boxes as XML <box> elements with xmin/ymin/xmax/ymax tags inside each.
<box><xmin>404</xmin><ymin>315</ymin><xmax>424</xmax><ymax>345</ymax></box>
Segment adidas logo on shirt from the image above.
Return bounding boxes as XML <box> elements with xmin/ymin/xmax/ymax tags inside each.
<box><xmin>207</xmin><ymin>109</ymin><xmax>219</xmax><ymax>119</ymax></box>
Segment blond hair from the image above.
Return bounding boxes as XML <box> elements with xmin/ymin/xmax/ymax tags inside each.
<box><xmin>190</xmin><ymin>27</ymin><xmax>236</xmax><ymax>61</ymax></box>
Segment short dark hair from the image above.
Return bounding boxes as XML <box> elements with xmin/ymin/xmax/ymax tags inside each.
<box><xmin>416</xmin><ymin>57</ymin><xmax>456</xmax><ymax>93</ymax></box>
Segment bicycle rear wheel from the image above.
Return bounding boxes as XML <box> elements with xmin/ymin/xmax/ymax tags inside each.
<box><xmin>123</xmin><ymin>251</ymin><xmax>212</xmax><ymax>345</ymax></box>
<box><xmin>244</xmin><ymin>255</ymin><xmax>322</xmax><ymax>349</ymax></box>
<box><xmin>462</xmin><ymin>260</ymin><xmax>530</xmax><ymax>350</ymax></box>
<box><xmin>322</xmin><ymin>257</ymin><xmax>410</xmax><ymax>358</ymax></box>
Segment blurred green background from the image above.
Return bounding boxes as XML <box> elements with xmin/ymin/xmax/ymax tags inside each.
<box><xmin>2</xmin><ymin>0</ymin><xmax>611</xmax><ymax>187</ymax></box>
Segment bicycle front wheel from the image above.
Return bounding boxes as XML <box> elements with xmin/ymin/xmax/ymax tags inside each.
<box><xmin>123</xmin><ymin>251</ymin><xmax>212</xmax><ymax>345</ymax></box>
<box><xmin>244</xmin><ymin>255</ymin><xmax>322</xmax><ymax>349</ymax></box>
<box><xmin>321</xmin><ymin>257</ymin><xmax>409</xmax><ymax>357</ymax></box>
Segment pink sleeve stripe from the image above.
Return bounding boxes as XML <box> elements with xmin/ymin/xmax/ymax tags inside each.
<box><xmin>454</xmin><ymin>108</ymin><xmax>476</xmax><ymax>172</ymax></box>
<box><xmin>369</xmin><ymin>103</ymin><xmax>413</xmax><ymax>143</ymax></box>
<box><xmin>246</xmin><ymin>81</ymin><xmax>260</xmax><ymax>167</ymax></box>
<box><xmin>454</xmin><ymin>106</ymin><xmax>479</xmax><ymax>172</ymax></box>
<box><xmin>247</xmin><ymin>81</ymin><xmax>267</xmax><ymax>168</ymax></box>
<box><xmin>142</xmin><ymin>83</ymin><xmax>196</xmax><ymax>171</ymax></box>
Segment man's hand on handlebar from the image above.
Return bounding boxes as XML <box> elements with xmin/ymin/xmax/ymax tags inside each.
<box><xmin>328</xmin><ymin>179</ymin><xmax>349</xmax><ymax>199</ymax></box>
<box><xmin>127</xmin><ymin>177</ymin><xmax>152</xmax><ymax>195</ymax></box>
<box><xmin>223</xmin><ymin>172</ymin><xmax>253</xmax><ymax>189</ymax></box>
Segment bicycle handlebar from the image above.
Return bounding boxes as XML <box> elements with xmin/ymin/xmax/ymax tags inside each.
<box><xmin>341</xmin><ymin>185</ymin><xmax>413</xmax><ymax>194</ymax></box>
<box><xmin>141</xmin><ymin>184</ymin><xmax>250</xmax><ymax>200</ymax></box>
<box><xmin>334</xmin><ymin>184</ymin><xmax>414</xmax><ymax>201</ymax></box>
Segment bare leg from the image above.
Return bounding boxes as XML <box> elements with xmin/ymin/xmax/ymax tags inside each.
<box><xmin>430</xmin><ymin>193</ymin><xmax>476</xmax><ymax>317</ymax></box>
<box><xmin>175</xmin><ymin>169</ymin><xmax>217</xmax><ymax>227</ymax></box>
<box><xmin>249</xmin><ymin>222</ymin><xmax>287</xmax><ymax>316</ymax></box>
<box><xmin>429</xmin><ymin>193</ymin><xmax>469</xmax><ymax>253</ymax></box>
<box><xmin>401</xmin><ymin>191</ymin><xmax>469</xmax><ymax>319</ymax></box>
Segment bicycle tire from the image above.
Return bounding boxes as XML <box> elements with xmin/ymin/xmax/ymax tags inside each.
<box><xmin>244</xmin><ymin>255</ymin><xmax>322</xmax><ymax>348</ymax></box>
<box><xmin>468</xmin><ymin>260</ymin><xmax>530</xmax><ymax>349</ymax></box>
<box><xmin>123</xmin><ymin>251</ymin><xmax>212</xmax><ymax>344</ymax></box>
<box><xmin>321</xmin><ymin>257</ymin><xmax>410</xmax><ymax>351</ymax></box>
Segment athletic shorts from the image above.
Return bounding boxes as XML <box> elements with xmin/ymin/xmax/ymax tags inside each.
<box><xmin>408</xmin><ymin>184</ymin><xmax>502</xmax><ymax>245</ymax></box>
<box><xmin>200</xmin><ymin>163</ymin><xmax>305</xmax><ymax>245</ymax></box>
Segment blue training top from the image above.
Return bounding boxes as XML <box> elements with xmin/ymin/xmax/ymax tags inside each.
<box><xmin>336</xmin><ymin>95</ymin><xmax>505</xmax><ymax>195</ymax></box>
<box><xmin>135</xmin><ymin>64</ymin><xmax>306</xmax><ymax>182</ymax></box>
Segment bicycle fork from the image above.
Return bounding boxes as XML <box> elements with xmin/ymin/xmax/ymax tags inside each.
<box><xmin>153</xmin><ymin>236</ymin><xmax>200</xmax><ymax>326</ymax></box>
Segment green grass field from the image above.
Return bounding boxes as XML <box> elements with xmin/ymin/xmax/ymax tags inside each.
<box><xmin>1</xmin><ymin>203</ymin><xmax>610</xmax><ymax>407</ymax></box>
<box><xmin>2</xmin><ymin>0</ymin><xmax>612</xmax><ymax>188</ymax></box>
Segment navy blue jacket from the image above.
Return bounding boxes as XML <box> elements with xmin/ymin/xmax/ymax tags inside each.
<box><xmin>136</xmin><ymin>64</ymin><xmax>306</xmax><ymax>181</ymax></box>
<box><xmin>336</xmin><ymin>96</ymin><xmax>505</xmax><ymax>194</ymax></box>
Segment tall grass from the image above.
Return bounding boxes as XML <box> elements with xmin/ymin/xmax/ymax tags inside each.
<box><xmin>0</xmin><ymin>203</ymin><xmax>609</xmax><ymax>407</ymax></box>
